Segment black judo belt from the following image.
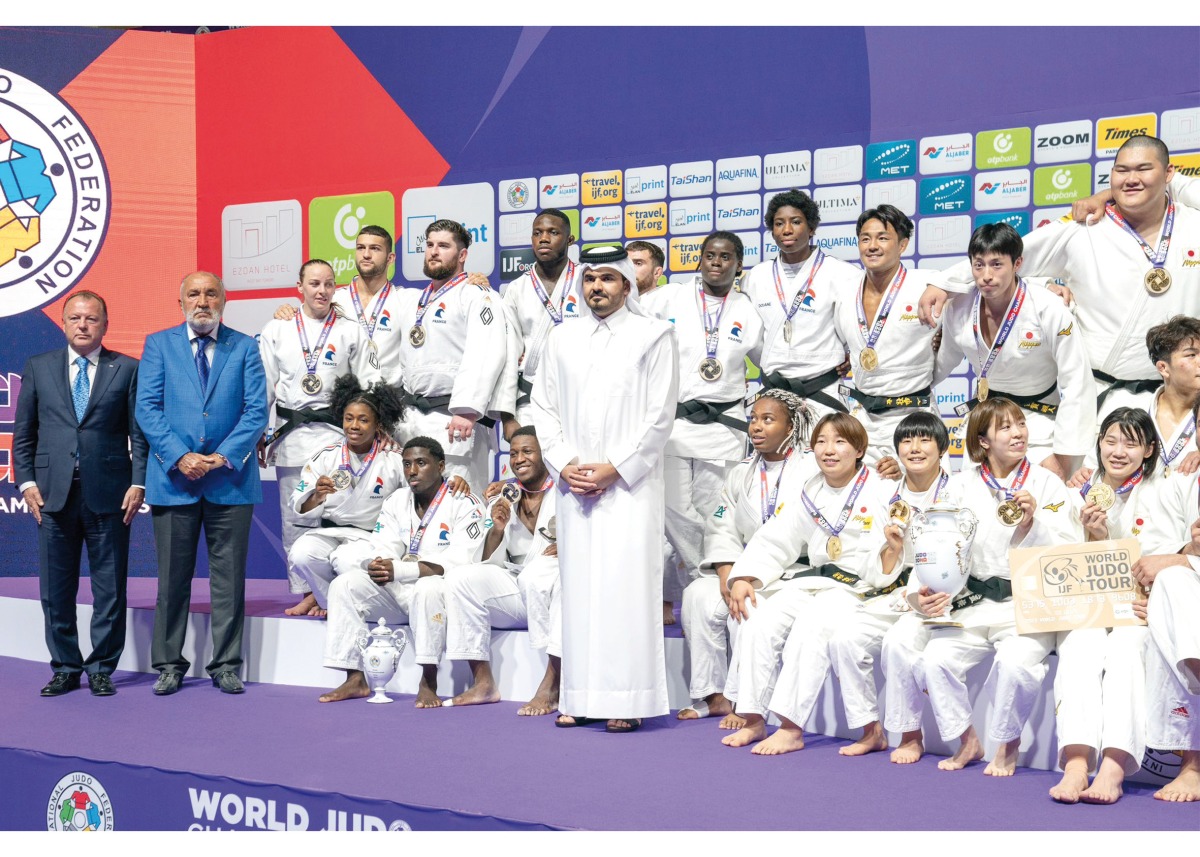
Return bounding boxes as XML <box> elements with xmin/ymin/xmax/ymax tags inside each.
<box><xmin>269</xmin><ymin>405</ymin><xmax>339</xmax><ymax>444</ymax></box>
<box><xmin>515</xmin><ymin>374</ymin><xmax>535</xmax><ymax>408</ymax></box>
<box><xmin>320</xmin><ymin>519</ymin><xmax>371</xmax><ymax>531</ymax></box>
<box><xmin>947</xmin><ymin>575</ymin><xmax>1013</xmax><ymax>613</ymax></box>
<box><xmin>676</xmin><ymin>398</ymin><xmax>748</xmax><ymax>432</ymax></box>
<box><xmin>789</xmin><ymin>564</ymin><xmax>910</xmax><ymax>601</ymax></box>
<box><xmin>1093</xmin><ymin>370</ymin><xmax>1162</xmax><ymax>411</ymax></box>
<box><xmin>761</xmin><ymin>368</ymin><xmax>847</xmax><ymax>414</ymax></box>
<box><xmin>841</xmin><ymin>385</ymin><xmax>933</xmax><ymax>415</ymax></box>
<box><xmin>954</xmin><ymin>381</ymin><xmax>1059</xmax><ymax>419</ymax></box>
<box><xmin>399</xmin><ymin>389</ymin><xmax>496</xmax><ymax>429</ymax></box>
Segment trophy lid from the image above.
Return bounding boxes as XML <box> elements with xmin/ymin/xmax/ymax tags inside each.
<box><xmin>367</xmin><ymin>617</ymin><xmax>394</xmax><ymax>639</ymax></box>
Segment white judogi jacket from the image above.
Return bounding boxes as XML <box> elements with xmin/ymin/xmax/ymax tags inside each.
<box><xmin>699</xmin><ymin>450</ymin><xmax>817</xmax><ymax>572</ymax></box>
<box><xmin>1067</xmin><ymin>474</ymin><xmax>1153</xmax><ymax>542</ymax></box>
<box><xmin>935</xmin><ymin>280</ymin><xmax>1096</xmax><ymax>456</ymax></box>
<box><xmin>259</xmin><ymin>310</ymin><xmax>379</xmax><ymax>466</ymax></box>
<box><xmin>742</xmin><ymin>252</ymin><xmax>858</xmax><ymax>381</ymax></box>
<box><xmin>290</xmin><ymin>444</ymin><xmax>405</xmax><ymax>532</ymax></box>
<box><xmin>932</xmin><ymin>203</ymin><xmax>1200</xmax><ymax>381</ymax></box>
<box><xmin>334</xmin><ymin>281</ymin><xmax>406</xmax><ymax>386</ymax></box>
<box><xmin>481</xmin><ymin>485</ymin><xmax>557</xmax><ymax>574</ymax></box>
<box><xmin>495</xmin><ymin>264</ymin><xmax>583</xmax><ymax>417</ymax></box>
<box><xmin>1139</xmin><ymin>470</ymin><xmax>1200</xmax><ymax>568</ymax></box>
<box><xmin>643</xmin><ymin>278</ymin><xmax>764</xmax><ymax>462</ymax></box>
<box><xmin>359</xmin><ymin>482</ymin><xmax>485</xmax><ymax>583</ymax></box>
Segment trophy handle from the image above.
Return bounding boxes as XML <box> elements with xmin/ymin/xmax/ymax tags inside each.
<box><xmin>955</xmin><ymin>507</ymin><xmax>978</xmax><ymax>540</ymax></box>
<box><xmin>909</xmin><ymin>509</ymin><xmax>927</xmax><ymax>541</ymax></box>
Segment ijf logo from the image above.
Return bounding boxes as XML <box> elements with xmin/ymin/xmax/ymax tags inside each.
<box><xmin>502</xmin><ymin>179</ymin><xmax>533</xmax><ymax>212</ymax></box>
<box><xmin>0</xmin><ymin>68</ymin><xmax>110</xmax><ymax>319</ymax></box>
<box><xmin>48</xmin><ymin>771</ymin><xmax>114</xmax><ymax>830</ymax></box>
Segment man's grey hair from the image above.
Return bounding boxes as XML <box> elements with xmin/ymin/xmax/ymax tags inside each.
<box><xmin>179</xmin><ymin>271</ymin><xmax>226</xmax><ymax>302</ymax></box>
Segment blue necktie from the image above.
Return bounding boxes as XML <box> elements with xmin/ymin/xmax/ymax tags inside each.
<box><xmin>72</xmin><ymin>355</ymin><xmax>90</xmax><ymax>423</ymax></box>
<box><xmin>195</xmin><ymin>335</ymin><xmax>212</xmax><ymax>394</ymax></box>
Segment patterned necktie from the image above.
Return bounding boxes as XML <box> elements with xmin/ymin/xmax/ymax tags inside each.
<box><xmin>72</xmin><ymin>355</ymin><xmax>90</xmax><ymax>423</ymax></box>
<box><xmin>195</xmin><ymin>335</ymin><xmax>212</xmax><ymax>393</ymax></box>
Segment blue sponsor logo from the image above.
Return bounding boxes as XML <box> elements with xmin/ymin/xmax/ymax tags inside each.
<box><xmin>974</xmin><ymin>211</ymin><xmax>1031</xmax><ymax>235</ymax></box>
<box><xmin>919</xmin><ymin>175</ymin><xmax>971</xmax><ymax>215</ymax></box>
<box><xmin>866</xmin><ymin>140</ymin><xmax>916</xmax><ymax>180</ymax></box>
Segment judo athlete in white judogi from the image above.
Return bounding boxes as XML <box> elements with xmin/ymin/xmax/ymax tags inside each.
<box><xmin>395</xmin><ymin>219</ymin><xmax>507</xmax><ymax>494</ymax></box>
<box><xmin>1134</xmin><ymin>395</ymin><xmax>1200</xmax><ymax>803</ymax></box>
<box><xmin>934</xmin><ymin>223</ymin><xmax>1095</xmax><ymax>479</ymax></box>
<box><xmin>1049</xmin><ymin>407</ymin><xmax>1160</xmax><ymax>804</ymax></box>
<box><xmin>742</xmin><ymin>189</ymin><xmax>857</xmax><ymax>419</ymax></box>
<box><xmin>336</xmin><ymin>225</ymin><xmax>405</xmax><ymax>385</ymax></box>
<box><xmin>643</xmin><ymin>231</ymin><xmax>764</xmax><ymax>609</ymax></box>
<box><xmin>828</xmin><ymin>412</ymin><xmax>950</xmax><ymax>760</ymax></box>
<box><xmin>835</xmin><ymin>206</ymin><xmax>941</xmax><ymax>466</ymax></box>
<box><xmin>722</xmin><ymin>413</ymin><xmax>904</xmax><ymax>755</ymax></box>
<box><xmin>287</xmin><ymin>376</ymin><xmax>407</xmax><ymax>616</ymax></box>
<box><xmin>922</xmin><ymin>135</ymin><xmax>1200</xmax><ymax>431</ymax></box>
<box><xmin>677</xmin><ymin>389</ymin><xmax>816</xmax><ymax>723</ymax></box>
<box><xmin>913</xmin><ymin>398</ymin><xmax>1077</xmax><ymax>776</ymax></box>
<box><xmin>529</xmin><ymin>243</ymin><xmax>679</xmax><ymax>733</ymax></box>
<box><xmin>318</xmin><ymin>437</ymin><xmax>485</xmax><ymax>707</ymax></box>
<box><xmin>496</xmin><ymin>210</ymin><xmax>582</xmax><ymax>433</ymax></box>
<box><xmin>441</xmin><ymin>427</ymin><xmax>562</xmax><ymax>714</ymax></box>
<box><xmin>257</xmin><ymin>260</ymin><xmax>379</xmax><ymax>615</ymax></box>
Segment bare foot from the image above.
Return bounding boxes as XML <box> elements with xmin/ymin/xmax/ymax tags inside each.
<box><xmin>447</xmin><ymin>681</ymin><xmax>500</xmax><ymax>707</ymax></box>
<box><xmin>938</xmin><ymin>729</ymin><xmax>984</xmax><ymax>771</ymax></box>
<box><xmin>414</xmin><ymin>685</ymin><xmax>442</xmax><ymax>708</ymax></box>
<box><xmin>722</xmin><ymin>716</ymin><xmax>767</xmax><ymax>747</ymax></box>
<box><xmin>663</xmin><ymin>601</ymin><xmax>676</xmax><ymax>626</ymax></box>
<box><xmin>1154</xmin><ymin>751</ymin><xmax>1200</xmax><ymax>802</ymax></box>
<box><xmin>752</xmin><ymin>723</ymin><xmax>805</xmax><ymax>756</ymax></box>
<box><xmin>1049</xmin><ymin>770</ymin><xmax>1090</xmax><ymax>803</ymax></box>
<box><xmin>678</xmin><ymin>693</ymin><xmax>733</xmax><ymax>720</ymax></box>
<box><xmin>984</xmin><ymin>738</ymin><xmax>1021</xmax><ymax>777</ymax></box>
<box><xmin>719</xmin><ymin>712</ymin><xmax>747</xmax><ymax>731</ymax></box>
<box><xmin>890</xmin><ymin>731</ymin><xmax>925</xmax><ymax>764</ymax></box>
<box><xmin>285</xmin><ymin>593</ymin><xmax>318</xmax><ymax>616</ymax></box>
<box><xmin>840</xmin><ymin>721</ymin><xmax>888</xmax><ymax>756</ymax></box>
<box><xmin>518</xmin><ymin>657</ymin><xmax>560</xmax><ymax>716</ymax></box>
<box><xmin>307</xmin><ymin>604</ymin><xmax>327</xmax><ymax>618</ymax></box>
<box><xmin>1079</xmin><ymin>756</ymin><xmax>1127</xmax><ymax>805</ymax></box>
<box><xmin>318</xmin><ymin>672</ymin><xmax>370</xmax><ymax>703</ymax></box>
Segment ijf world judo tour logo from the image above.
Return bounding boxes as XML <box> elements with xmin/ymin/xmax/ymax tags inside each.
<box><xmin>47</xmin><ymin>771</ymin><xmax>115</xmax><ymax>830</ymax></box>
<box><xmin>0</xmin><ymin>68</ymin><xmax>110</xmax><ymax>318</ymax></box>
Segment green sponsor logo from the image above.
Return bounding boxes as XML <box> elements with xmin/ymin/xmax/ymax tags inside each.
<box><xmin>308</xmin><ymin>191</ymin><xmax>395</xmax><ymax>285</ymax></box>
<box><xmin>975</xmin><ymin>128</ymin><xmax>1031</xmax><ymax>170</ymax></box>
<box><xmin>1033</xmin><ymin>164</ymin><xmax>1091</xmax><ymax>206</ymax></box>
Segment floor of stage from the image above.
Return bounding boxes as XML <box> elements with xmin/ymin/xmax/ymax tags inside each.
<box><xmin>1</xmin><ymin>656</ymin><xmax>1194</xmax><ymax>831</ymax></box>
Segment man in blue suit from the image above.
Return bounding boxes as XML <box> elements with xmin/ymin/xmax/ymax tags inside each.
<box><xmin>13</xmin><ymin>290</ymin><xmax>148</xmax><ymax>697</ymax></box>
<box><xmin>136</xmin><ymin>271</ymin><xmax>268</xmax><ymax>695</ymax></box>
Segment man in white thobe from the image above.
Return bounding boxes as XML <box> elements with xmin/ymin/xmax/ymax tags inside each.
<box><xmin>529</xmin><ymin>244</ymin><xmax>679</xmax><ymax>732</ymax></box>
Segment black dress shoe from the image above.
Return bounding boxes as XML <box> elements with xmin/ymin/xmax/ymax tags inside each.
<box><xmin>41</xmin><ymin>672</ymin><xmax>81</xmax><ymax>697</ymax></box>
<box><xmin>153</xmin><ymin>672</ymin><xmax>182</xmax><ymax>696</ymax></box>
<box><xmin>88</xmin><ymin>673</ymin><xmax>116</xmax><ymax>696</ymax></box>
<box><xmin>212</xmin><ymin>671</ymin><xmax>244</xmax><ymax>694</ymax></box>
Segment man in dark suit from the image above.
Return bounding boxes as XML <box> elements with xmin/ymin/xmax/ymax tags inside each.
<box><xmin>13</xmin><ymin>290</ymin><xmax>149</xmax><ymax>697</ymax></box>
<box><xmin>136</xmin><ymin>271</ymin><xmax>268</xmax><ymax>695</ymax></box>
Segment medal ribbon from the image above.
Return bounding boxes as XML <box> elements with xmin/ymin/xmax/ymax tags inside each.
<box><xmin>855</xmin><ymin>265</ymin><xmax>907</xmax><ymax>351</ymax></box>
<box><xmin>759</xmin><ymin>449</ymin><xmax>793</xmax><ymax>523</ymax></box>
<box><xmin>801</xmin><ymin>466</ymin><xmax>869</xmax><ymax>538</ymax></box>
<box><xmin>890</xmin><ymin>470</ymin><xmax>949</xmax><ymax>509</ymax></box>
<box><xmin>1080</xmin><ymin>468</ymin><xmax>1143</xmax><ymax>501</ymax></box>
<box><xmin>528</xmin><ymin>261</ymin><xmax>575</xmax><ymax>325</ymax></box>
<box><xmin>1105</xmin><ymin>198</ymin><xmax>1174</xmax><ymax>270</ymax></box>
<box><xmin>773</xmin><ymin>249</ymin><xmax>825</xmax><ymax>325</ymax></box>
<box><xmin>971</xmin><ymin>277</ymin><xmax>1027</xmax><ymax>384</ymax></box>
<box><xmin>340</xmin><ymin>438</ymin><xmax>380</xmax><ymax>479</ymax></box>
<box><xmin>294</xmin><ymin>309</ymin><xmax>338</xmax><ymax>377</ymax></box>
<box><xmin>979</xmin><ymin>457</ymin><xmax>1030</xmax><ymax>502</ymax></box>
<box><xmin>699</xmin><ymin>284</ymin><xmax>729</xmax><ymax>361</ymax></box>
<box><xmin>413</xmin><ymin>272</ymin><xmax>469</xmax><ymax>333</ymax></box>
<box><xmin>506</xmin><ymin>475</ymin><xmax>555</xmax><ymax>494</ymax></box>
<box><xmin>350</xmin><ymin>278</ymin><xmax>392</xmax><ymax>340</ymax></box>
<box><xmin>408</xmin><ymin>480</ymin><xmax>450</xmax><ymax>555</ymax></box>
<box><xmin>1159</xmin><ymin>413</ymin><xmax>1196</xmax><ymax>471</ymax></box>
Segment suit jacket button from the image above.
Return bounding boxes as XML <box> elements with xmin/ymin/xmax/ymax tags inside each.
<box><xmin>199</xmin><ymin>436</ymin><xmax>205</xmax><ymax>442</ymax></box>
<box><xmin>203</xmin><ymin>412</ymin><xmax>208</xmax><ymax>418</ymax></box>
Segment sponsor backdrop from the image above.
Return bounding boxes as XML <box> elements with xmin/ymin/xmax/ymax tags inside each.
<box><xmin>0</xmin><ymin>25</ymin><xmax>1197</xmax><ymax>586</ymax></box>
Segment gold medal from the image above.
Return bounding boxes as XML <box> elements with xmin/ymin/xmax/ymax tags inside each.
<box><xmin>1144</xmin><ymin>268</ymin><xmax>1172</xmax><ymax>295</ymax></box>
<box><xmin>889</xmin><ymin>499</ymin><xmax>911</xmax><ymax>526</ymax></box>
<box><xmin>977</xmin><ymin>377</ymin><xmax>989</xmax><ymax>401</ymax></box>
<box><xmin>330</xmin><ymin>469</ymin><xmax>353</xmax><ymax>491</ymax></box>
<box><xmin>859</xmin><ymin>347</ymin><xmax>879</xmax><ymax>372</ymax></box>
<box><xmin>996</xmin><ymin>499</ymin><xmax>1024</xmax><ymax>527</ymax></box>
<box><xmin>1085</xmin><ymin>482</ymin><xmax>1116</xmax><ymax>512</ymax></box>
<box><xmin>699</xmin><ymin>357</ymin><xmax>723</xmax><ymax>382</ymax></box>
<box><xmin>409</xmin><ymin>325</ymin><xmax>427</xmax><ymax>348</ymax></box>
<box><xmin>826</xmin><ymin>535</ymin><xmax>843</xmax><ymax>562</ymax></box>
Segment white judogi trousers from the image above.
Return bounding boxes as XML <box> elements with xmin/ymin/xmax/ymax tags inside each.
<box><xmin>920</xmin><ymin>600</ymin><xmax>1055</xmax><ymax>743</ymax></box>
<box><xmin>1146</xmin><ymin>567</ymin><xmax>1200</xmax><ymax>751</ymax></box>
<box><xmin>880</xmin><ymin>612</ymin><xmax>934</xmax><ymax>734</ymax></box>
<box><xmin>682</xmin><ymin>576</ymin><xmax>786</xmax><ymax>701</ymax></box>
<box><xmin>398</xmin><ymin>408</ymin><xmax>494</xmax><ymax>497</ymax></box>
<box><xmin>663</xmin><ymin>456</ymin><xmax>728</xmax><ymax>587</ymax></box>
<box><xmin>276</xmin><ymin>465</ymin><xmax>314</xmax><ymax>593</ymax></box>
<box><xmin>323</xmin><ymin>547</ymin><xmax>447</xmax><ymax>669</ymax></box>
<box><xmin>828</xmin><ymin>606</ymin><xmax>904</xmax><ymax>730</ymax></box>
<box><xmin>289</xmin><ymin>528</ymin><xmax>375</xmax><ymax>608</ymax></box>
<box><xmin>443</xmin><ymin>554</ymin><xmax>563</xmax><ymax>662</ymax></box>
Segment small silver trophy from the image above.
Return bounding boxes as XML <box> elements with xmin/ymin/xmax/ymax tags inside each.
<box><xmin>538</xmin><ymin>514</ymin><xmax>557</xmax><ymax>543</ymax></box>
<box><xmin>356</xmin><ymin>618</ymin><xmax>407</xmax><ymax>703</ymax></box>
